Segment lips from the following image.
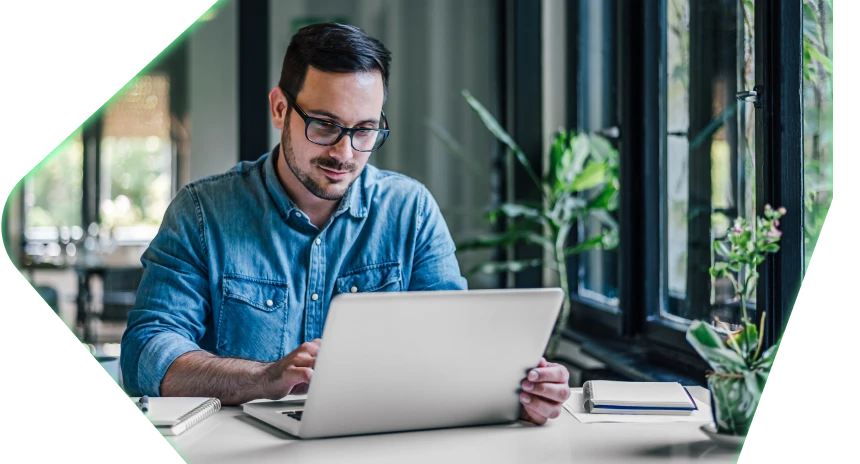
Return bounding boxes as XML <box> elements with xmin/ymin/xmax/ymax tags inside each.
<box><xmin>318</xmin><ymin>165</ymin><xmax>350</xmax><ymax>180</ymax></box>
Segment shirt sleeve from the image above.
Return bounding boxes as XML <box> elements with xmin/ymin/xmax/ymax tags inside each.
<box><xmin>120</xmin><ymin>186</ymin><xmax>211</xmax><ymax>397</ymax></box>
<box><xmin>408</xmin><ymin>187</ymin><xmax>469</xmax><ymax>291</ymax></box>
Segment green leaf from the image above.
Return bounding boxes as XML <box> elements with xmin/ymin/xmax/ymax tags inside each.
<box><xmin>802</xmin><ymin>2</ymin><xmax>823</xmax><ymax>46</ymax></box>
<box><xmin>714</xmin><ymin>241</ymin><xmax>731</xmax><ymax>257</ymax></box>
<box><xmin>468</xmin><ymin>259</ymin><xmax>543</xmax><ymax>276</ymax></box>
<box><xmin>462</xmin><ymin>90</ymin><xmax>543</xmax><ymax>193</ymax></box>
<box><xmin>806</xmin><ymin>43</ymin><xmax>833</xmax><ymax>73</ymax></box>
<box><xmin>763</xmin><ymin>243</ymin><xmax>780</xmax><ymax>253</ymax></box>
<box><xmin>569</xmin><ymin>161</ymin><xmax>608</xmax><ymax>192</ymax></box>
<box><xmin>489</xmin><ymin>203</ymin><xmax>546</xmax><ymax>224</ymax></box>
<box><xmin>563</xmin><ymin>232</ymin><xmax>608</xmax><ymax>257</ymax></box>
<box><xmin>586</xmin><ymin>182</ymin><xmax>618</xmax><ymax>211</ymax></box>
<box><xmin>591</xmin><ymin>209</ymin><xmax>620</xmax><ymax>231</ymax></box>
<box><xmin>686</xmin><ymin>320</ymin><xmax>727</xmax><ymax>350</ymax></box>
<box><xmin>743</xmin><ymin>370</ymin><xmax>767</xmax><ymax>404</ymax></box>
<box><xmin>752</xmin><ymin>340</ymin><xmax>781</xmax><ymax>370</ymax></box>
<box><xmin>456</xmin><ymin>232</ymin><xmax>523</xmax><ymax>251</ymax></box>
<box><xmin>589</xmin><ymin>135</ymin><xmax>616</xmax><ymax>164</ymax></box>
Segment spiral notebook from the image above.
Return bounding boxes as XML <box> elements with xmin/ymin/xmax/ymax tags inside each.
<box><xmin>131</xmin><ymin>397</ymin><xmax>221</xmax><ymax>436</ymax></box>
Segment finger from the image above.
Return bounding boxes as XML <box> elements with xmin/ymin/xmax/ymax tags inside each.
<box><xmin>537</xmin><ymin>357</ymin><xmax>548</xmax><ymax>368</ymax></box>
<box><xmin>286</xmin><ymin>365</ymin><xmax>313</xmax><ymax>389</ymax></box>
<box><xmin>520</xmin><ymin>392</ymin><xmax>562</xmax><ymax>422</ymax></box>
<box><xmin>297</xmin><ymin>341</ymin><xmax>320</xmax><ymax>357</ymax></box>
<box><xmin>291</xmin><ymin>351</ymin><xmax>316</xmax><ymax>367</ymax></box>
<box><xmin>526</xmin><ymin>363</ymin><xmax>569</xmax><ymax>384</ymax></box>
<box><xmin>521</xmin><ymin>380</ymin><xmax>571</xmax><ymax>403</ymax></box>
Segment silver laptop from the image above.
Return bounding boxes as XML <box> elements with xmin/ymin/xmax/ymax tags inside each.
<box><xmin>241</xmin><ymin>287</ymin><xmax>564</xmax><ymax>439</ymax></box>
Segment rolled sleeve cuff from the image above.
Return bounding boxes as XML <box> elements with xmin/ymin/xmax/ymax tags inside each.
<box><xmin>137</xmin><ymin>332</ymin><xmax>202</xmax><ymax>397</ymax></box>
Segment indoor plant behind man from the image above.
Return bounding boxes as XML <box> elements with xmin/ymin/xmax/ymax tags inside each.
<box><xmin>120</xmin><ymin>23</ymin><xmax>570</xmax><ymax>426</ymax></box>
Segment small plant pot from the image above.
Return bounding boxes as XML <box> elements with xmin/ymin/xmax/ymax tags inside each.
<box><xmin>707</xmin><ymin>374</ymin><xmax>759</xmax><ymax>437</ymax></box>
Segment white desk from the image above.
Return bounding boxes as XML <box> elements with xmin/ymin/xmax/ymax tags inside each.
<box><xmin>166</xmin><ymin>386</ymin><xmax>741</xmax><ymax>463</ymax></box>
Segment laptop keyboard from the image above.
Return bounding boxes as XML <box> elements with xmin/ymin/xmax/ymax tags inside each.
<box><xmin>281</xmin><ymin>410</ymin><xmax>303</xmax><ymax>421</ymax></box>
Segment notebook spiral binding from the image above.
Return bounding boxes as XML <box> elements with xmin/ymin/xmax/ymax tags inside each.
<box><xmin>175</xmin><ymin>398</ymin><xmax>222</xmax><ymax>431</ymax></box>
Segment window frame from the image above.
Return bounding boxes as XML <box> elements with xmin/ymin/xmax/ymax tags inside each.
<box><xmin>545</xmin><ymin>0</ymin><xmax>806</xmax><ymax>374</ymax></box>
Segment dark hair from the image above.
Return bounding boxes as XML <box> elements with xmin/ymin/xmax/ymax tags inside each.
<box><xmin>278</xmin><ymin>23</ymin><xmax>392</xmax><ymax>103</ymax></box>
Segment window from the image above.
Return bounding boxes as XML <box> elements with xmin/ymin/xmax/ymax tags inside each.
<box><xmin>22</xmin><ymin>132</ymin><xmax>85</xmax><ymax>264</ymax></box>
<box><xmin>100</xmin><ymin>74</ymin><xmax>174</xmax><ymax>243</ymax></box>
<box><xmin>802</xmin><ymin>0</ymin><xmax>833</xmax><ymax>270</ymax></box>
<box><xmin>663</xmin><ymin>0</ymin><xmax>756</xmax><ymax>329</ymax></box>
<box><xmin>19</xmin><ymin>71</ymin><xmax>179</xmax><ymax>265</ymax></box>
<box><xmin>573</xmin><ymin>0</ymin><xmax>620</xmax><ymax>309</ymax></box>
<box><xmin>554</xmin><ymin>0</ymin><xmax>813</xmax><ymax>377</ymax></box>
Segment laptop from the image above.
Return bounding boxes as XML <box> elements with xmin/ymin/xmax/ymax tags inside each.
<box><xmin>241</xmin><ymin>287</ymin><xmax>564</xmax><ymax>439</ymax></box>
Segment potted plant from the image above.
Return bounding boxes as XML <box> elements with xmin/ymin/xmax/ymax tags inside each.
<box><xmin>686</xmin><ymin>204</ymin><xmax>786</xmax><ymax>437</ymax></box>
<box><xmin>430</xmin><ymin>90</ymin><xmax>620</xmax><ymax>358</ymax></box>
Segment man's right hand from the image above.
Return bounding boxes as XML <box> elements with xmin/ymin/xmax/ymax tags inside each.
<box><xmin>259</xmin><ymin>338</ymin><xmax>321</xmax><ymax>399</ymax></box>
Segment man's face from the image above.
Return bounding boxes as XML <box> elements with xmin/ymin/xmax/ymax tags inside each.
<box><xmin>276</xmin><ymin>67</ymin><xmax>384</xmax><ymax>201</ymax></box>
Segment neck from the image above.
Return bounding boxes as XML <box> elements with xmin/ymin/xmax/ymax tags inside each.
<box><xmin>275</xmin><ymin>146</ymin><xmax>340</xmax><ymax>228</ymax></box>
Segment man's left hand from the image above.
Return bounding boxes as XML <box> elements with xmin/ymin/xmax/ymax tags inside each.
<box><xmin>519</xmin><ymin>357</ymin><xmax>570</xmax><ymax>425</ymax></box>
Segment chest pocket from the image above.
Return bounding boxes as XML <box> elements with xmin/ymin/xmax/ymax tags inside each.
<box><xmin>217</xmin><ymin>274</ymin><xmax>288</xmax><ymax>362</ymax></box>
<box><xmin>336</xmin><ymin>262</ymin><xmax>403</xmax><ymax>294</ymax></box>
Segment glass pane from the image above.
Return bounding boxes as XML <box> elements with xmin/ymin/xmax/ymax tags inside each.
<box><xmin>663</xmin><ymin>0</ymin><xmax>755</xmax><ymax>328</ymax></box>
<box><xmin>802</xmin><ymin>0</ymin><xmax>833</xmax><ymax>271</ymax></box>
<box><xmin>100</xmin><ymin>74</ymin><xmax>173</xmax><ymax>243</ymax></box>
<box><xmin>23</xmin><ymin>132</ymin><xmax>85</xmax><ymax>263</ymax></box>
<box><xmin>576</xmin><ymin>0</ymin><xmax>620</xmax><ymax>307</ymax></box>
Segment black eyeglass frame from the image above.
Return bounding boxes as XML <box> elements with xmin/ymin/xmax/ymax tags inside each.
<box><xmin>283</xmin><ymin>91</ymin><xmax>390</xmax><ymax>152</ymax></box>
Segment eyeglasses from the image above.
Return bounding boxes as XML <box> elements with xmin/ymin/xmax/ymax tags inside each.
<box><xmin>284</xmin><ymin>91</ymin><xmax>390</xmax><ymax>152</ymax></box>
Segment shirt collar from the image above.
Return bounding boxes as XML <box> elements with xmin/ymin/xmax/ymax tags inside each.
<box><xmin>263</xmin><ymin>144</ymin><xmax>368</xmax><ymax>221</ymax></box>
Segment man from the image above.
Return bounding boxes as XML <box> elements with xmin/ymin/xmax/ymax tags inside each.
<box><xmin>121</xmin><ymin>23</ymin><xmax>570</xmax><ymax>426</ymax></box>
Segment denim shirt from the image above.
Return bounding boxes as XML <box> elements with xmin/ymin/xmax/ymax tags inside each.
<box><xmin>120</xmin><ymin>146</ymin><xmax>468</xmax><ymax>396</ymax></box>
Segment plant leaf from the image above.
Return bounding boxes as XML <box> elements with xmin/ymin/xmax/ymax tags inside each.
<box><xmin>569</xmin><ymin>161</ymin><xmax>608</xmax><ymax>192</ymax></box>
<box><xmin>714</xmin><ymin>241</ymin><xmax>731</xmax><ymax>257</ymax></box>
<box><xmin>490</xmin><ymin>203</ymin><xmax>546</xmax><ymax>223</ymax></box>
<box><xmin>563</xmin><ymin>232</ymin><xmax>607</xmax><ymax>257</ymax></box>
<box><xmin>586</xmin><ymin>181</ymin><xmax>619</xmax><ymax>212</ymax></box>
<box><xmin>462</xmin><ymin>90</ymin><xmax>543</xmax><ymax>193</ymax></box>
<box><xmin>802</xmin><ymin>2</ymin><xmax>823</xmax><ymax>46</ymax></box>
<box><xmin>589</xmin><ymin>135</ymin><xmax>616</xmax><ymax>164</ymax></box>
<box><xmin>468</xmin><ymin>259</ymin><xmax>543</xmax><ymax>276</ymax></box>
<box><xmin>806</xmin><ymin>43</ymin><xmax>833</xmax><ymax>73</ymax></box>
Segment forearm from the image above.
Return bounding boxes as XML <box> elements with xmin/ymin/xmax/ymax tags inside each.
<box><xmin>161</xmin><ymin>351</ymin><xmax>270</xmax><ymax>405</ymax></box>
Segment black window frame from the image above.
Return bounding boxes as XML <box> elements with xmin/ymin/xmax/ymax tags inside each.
<box><xmin>502</xmin><ymin>0</ymin><xmax>806</xmax><ymax>381</ymax></box>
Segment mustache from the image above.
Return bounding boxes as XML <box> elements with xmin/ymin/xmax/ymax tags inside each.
<box><xmin>313</xmin><ymin>157</ymin><xmax>357</xmax><ymax>172</ymax></box>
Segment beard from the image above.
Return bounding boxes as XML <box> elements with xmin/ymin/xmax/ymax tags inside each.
<box><xmin>281</xmin><ymin>119</ymin><xmax>359</xmax><ymax>201</ymax></box>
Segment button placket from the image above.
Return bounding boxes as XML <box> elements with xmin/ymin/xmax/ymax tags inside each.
<box><xmin>305</xmin><ymin>233</ymin><xmax>327</xmax><ymax>341</ymax></box>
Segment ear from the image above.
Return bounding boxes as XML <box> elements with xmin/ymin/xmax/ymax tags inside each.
<box><xmin>269</xmin><ymin>87</ymin><xmax>288</xmax><ymax>130</ymax></box>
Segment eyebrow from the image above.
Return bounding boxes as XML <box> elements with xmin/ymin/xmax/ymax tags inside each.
<box><xmin>305</xmin><ymin>108</ymin><xmax>380</xmax><ymax>127</ymax></box>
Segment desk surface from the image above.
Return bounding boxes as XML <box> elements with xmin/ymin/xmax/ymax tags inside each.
<box><xmin>166</xmin><ymin>386</ymin><xmax>741</xmax><ymax>464</ymax></box>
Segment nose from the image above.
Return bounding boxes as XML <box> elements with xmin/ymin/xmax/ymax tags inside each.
<box><xmin>328</xmin><ymin>133</ymin><xmax>355</xmax><ymax>163</ymax></box>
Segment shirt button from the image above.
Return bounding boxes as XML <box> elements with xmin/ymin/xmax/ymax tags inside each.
<box><xmin>266</xmin><ymin>299</ymin><xmax>273</xmax><ymax>307</ymax></box>
<box><xmin>295</xmin><ymin>212</ymin><xmax>301</xmax><ymax>217</ymax></box>
<box><xmin>350</xmin><ymin>286</ymin><xmax>358</xmax><ymax>293</ymax></box>
<box><xmin>315</xmin><ymin>238</ymin><xmax>321</xmax><ymax>245</ymax></box>
<box><xmin>311</xmin><ymin>293</ymin><xmax>319</xmax><ymax>301</ymax></box>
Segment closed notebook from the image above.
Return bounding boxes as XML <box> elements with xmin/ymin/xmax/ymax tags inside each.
<box><xmin>131</xmin><ymin>397</ymin><xmax>221</xmax><ymax>436</ymax></box>
<box><xmin>582</xmin><ymin>381</ymin><xmax>697</xmax><ymax>415</ymax></box>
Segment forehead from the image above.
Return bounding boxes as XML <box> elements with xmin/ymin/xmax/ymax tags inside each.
<box><xmin>296</xmin><ymin>67</ymin><xmax>384</xmax><ymax>123</ymax></box>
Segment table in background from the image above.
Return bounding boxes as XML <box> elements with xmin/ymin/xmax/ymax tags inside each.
<box><xmin>167</xmin><ymin>386</ymin><xmax>740</xmax><ymax>464</ymax></box>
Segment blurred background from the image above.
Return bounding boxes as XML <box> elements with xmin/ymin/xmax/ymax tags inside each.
<box><xmin>1</xmin><ymin>0</ymin><xmax>832</xmax><ymax>388</ymax></box>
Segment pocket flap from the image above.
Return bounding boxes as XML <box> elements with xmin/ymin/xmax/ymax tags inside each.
<box><xmin>222</xmin><ymin>275</ymin><xmax>288</xmax><ymax>312</ymax></box>
<box><xmin>336</xmin><ymin>262</ymin><xmax>402</xmax><ymax>294</ymax></box>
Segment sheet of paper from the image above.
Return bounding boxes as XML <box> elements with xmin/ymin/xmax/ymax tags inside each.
<box><xmin>563</xmin><ymin>391</ymin><xmax>714</xmax><ymax>424</ymax></box>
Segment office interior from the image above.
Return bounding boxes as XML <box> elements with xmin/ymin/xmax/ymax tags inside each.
<box><xmin>1</xmin><ymin>0</ymin><xmax>832</xmax><ymax>392</ymax></box>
